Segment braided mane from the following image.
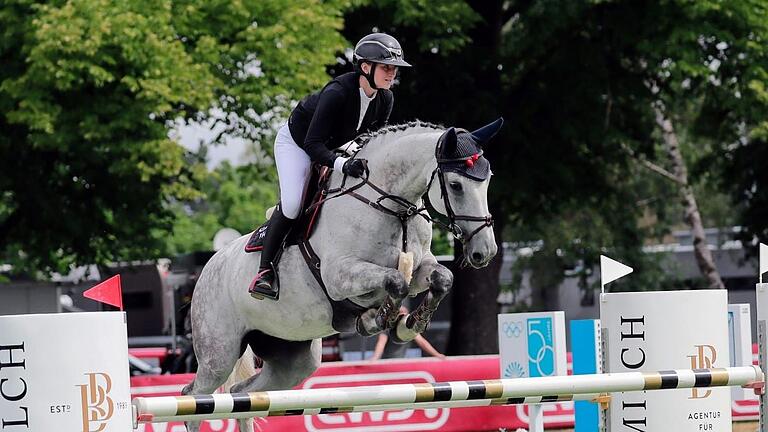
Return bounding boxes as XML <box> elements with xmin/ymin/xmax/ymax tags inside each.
<box><xmin>356</xmin><ymin>120</ymin><xmax>444</xmax><ymax>149</ymax></box>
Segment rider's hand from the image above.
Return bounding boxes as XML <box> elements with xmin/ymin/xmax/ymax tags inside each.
<box><xmin>342</xmin><ymin>158</ymin><xmax>366</xmax><ymax>178</ymax></box>
<box><xmin>338</xmin><ymin>140</ymin><xmax>361</xmax><ymax>156</ymax></box>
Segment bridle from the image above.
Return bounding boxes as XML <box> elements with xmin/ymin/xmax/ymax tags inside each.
<box><xmin>307</xmin><ymin>130</ymin><xmax>494</xmax><ymax>252</ymax></box>
<box><xmin>427</xmin><ymin>130</ymin><xmax>494</xmax><ymax>245</ymax></box>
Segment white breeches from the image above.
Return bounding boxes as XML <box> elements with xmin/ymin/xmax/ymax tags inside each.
<box><xmin>274</xmin><ymin>124</ymin><xmax>312</xmax><ymax>219</ymax></box>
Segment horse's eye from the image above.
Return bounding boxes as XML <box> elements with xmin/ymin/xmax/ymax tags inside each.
<box><xmin>449</xmin><ymin>181</ymin><xmax>463</xmax><ymax>192</ymax></box>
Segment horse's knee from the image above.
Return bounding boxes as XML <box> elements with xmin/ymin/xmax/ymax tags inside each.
<box><xmin>384</xmin><ymin>272</ymin><xmax>409</xmax><ymax>298</ymax></box>
<box><xmin>429</xmin><ymin>268</ymin><xmax>453</xmax><ymax>294</ymax></box>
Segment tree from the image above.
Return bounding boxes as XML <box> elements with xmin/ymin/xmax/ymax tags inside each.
<box><xmin>622</xmin><ymin>1</ymin><xmax>768</xmax><ymax>288</ymax></box>
<box><xmin>166</xmin><ymin>160</ymin><xmax>278</xmax><ymax>255</ymax></box>
<box><xmin>340</xmin><ymin>0</ymin><xmax>768</xmax><ymax>353</ymax></box>
<box><xmin>0</xmin><ymin>0</ymin><xmax>350</xmax><ymax>274</ymax></box>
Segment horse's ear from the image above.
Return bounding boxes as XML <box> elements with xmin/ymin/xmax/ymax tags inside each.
<box><xmin>470</xmin><ymin>117</ymin><xmax>504</xmax><ymax>144</ymax></box>
<box><xmin>442</xmin><ymin>127</ymin><xmax>458</xmax><ymax>155</ymax></box>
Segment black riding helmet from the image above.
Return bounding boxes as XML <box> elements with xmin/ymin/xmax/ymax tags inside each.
<box><xmin>353</xmin><ymin>33</ymin><xmax>411</xmax><ymax>89</ymax></box>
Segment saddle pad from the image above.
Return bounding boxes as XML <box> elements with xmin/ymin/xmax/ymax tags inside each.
<box><xmin>244</xmin><ymin>222</ymin><xmax>269</xmax><ymax>253</ymax></box>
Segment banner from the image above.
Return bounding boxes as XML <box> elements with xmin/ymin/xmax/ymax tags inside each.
<box><xmin>601</xmin><ymin>290</ymin><xmax>731</xmax><ymax>432</ymax></box>
<box><xmin>0</xmin><ymin>312</ymin><xmax>132</xmax><ymax>431</ymax></box>
<box><xmin>498</xmin><ymin>312</ymin><xmax>567</xmax><ymax>379</ymax></box>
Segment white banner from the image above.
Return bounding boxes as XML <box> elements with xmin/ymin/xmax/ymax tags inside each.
<box><xmin>600</xmin><ymin>290</ymin><xmax>731</xmax><ymax>432</ymax></box>
<box><xmin>728</xmin><ymin>304</ymin><xmax>756</xmax><ymax>402</ymax></box>
<box><xmin>498</xmin><ymin>312</ymin><xmax>567</xmax><ymax>379</ymax></box>
<box><xmin>0</xmin><ymin>312</ymin><xmax>132</xmax><ymax>431</ymax></box>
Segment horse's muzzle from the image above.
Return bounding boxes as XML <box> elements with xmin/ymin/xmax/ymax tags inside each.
<box><xmin>464</xmin><ymin>242</ymin><xmax>497</xmax><ymax>268</ymax></box>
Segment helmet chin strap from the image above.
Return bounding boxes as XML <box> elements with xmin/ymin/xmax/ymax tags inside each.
<box><xmin>362</xmin><ymin>62</ymin><xmax>378</xmax><ymax>90</ymax></box>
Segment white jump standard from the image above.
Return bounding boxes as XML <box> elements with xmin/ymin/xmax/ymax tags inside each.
<box><xmin>132</xmin><ymin>366</ymin><xmax>764</xmax><ymax>425</ymax></box>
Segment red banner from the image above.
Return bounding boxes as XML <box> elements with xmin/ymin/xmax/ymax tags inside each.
<box><xmin>130</xmin><ymin>354</ymin><xmax>759</xmax><ymax>432</ymax></box>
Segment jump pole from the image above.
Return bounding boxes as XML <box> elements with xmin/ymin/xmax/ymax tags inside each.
<box><xmin>132</xmin><ymin>366</ymin><xmax>763</xmax><ymax>425</ymax></box>
<box><xmin>133</xmin><ymin>393</ymin><xmax>607</xmax><ymax>424</ymax></box>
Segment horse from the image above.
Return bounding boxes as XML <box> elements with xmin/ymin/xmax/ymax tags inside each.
<box><xmin>182</xmin><ymin>119</ymin><xmax>503</xmax><ymax>431</ymax></box>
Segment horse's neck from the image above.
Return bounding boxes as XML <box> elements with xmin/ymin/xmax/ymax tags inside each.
<box><xmin>362</xmin><ymin>131</ymin><xmax>440</xmax><ymax>202</ymax></box>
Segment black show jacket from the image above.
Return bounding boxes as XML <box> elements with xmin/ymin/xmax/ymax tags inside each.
<box><xmin>288</xmin><ymin>72</ymin><xmax>393</xmax><ymax>167</ymax></box>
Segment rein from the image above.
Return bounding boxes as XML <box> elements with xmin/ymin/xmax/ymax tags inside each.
<box><xmin>304</xmin><ymin>134</ymin><xmax>494</xmax><ymax>252</ymax></box>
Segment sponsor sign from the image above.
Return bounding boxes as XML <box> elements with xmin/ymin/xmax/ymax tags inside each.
<box><xmin>571</xmin><ymin>319</ymin><xmax>602</xmax><ymax>432</ymax></box>
<box><xmin>601</xmin><ymin>290</ymin><xmax>731</xmax><ymax>432</ymax></box>
<box><xmin>0</xmin><ymin>312</ymin><xmax>132</xmax><ymax>431</ymax></box>
<box><xmin>303</xmin><ymin>372</ymin><xmax>449</xmax><ymax>431</ymax></box>
<box><xmin>728</xmin><ymin>304</ymin><xmax>757</xmax><ymax>402</ymax></box>
<box><xmin>498</xmin><ymin>312</ymin><xmax>567</xmax><ymax>379</ymax></box>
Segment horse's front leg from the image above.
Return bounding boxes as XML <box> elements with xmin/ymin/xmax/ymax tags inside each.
<box><xmin>323</xmin><ymin>257</ymin><xmax>410</xmax><ymax>337</ymax></box>
<box><xmin>392</xmin><ymin>253</ymin><xmax>454</xmax><ymax>343</ymax></box>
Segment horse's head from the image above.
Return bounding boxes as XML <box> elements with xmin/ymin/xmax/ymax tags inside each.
<box><xmin>427</xmin><ymin>118</ymin><xmax>503</xmax><ymax>268</ymax></box>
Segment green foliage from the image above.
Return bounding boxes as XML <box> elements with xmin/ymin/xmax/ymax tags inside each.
<box><xmin>429</xmin><ymin>228</ymin><xmax>454</xmax><ymax>256</ymax></box>
<box><xmin>344</xmin><ymin>0</ymin><xmax>768</xmax><ymax>291</ymax></box>
<box><xmin>165</xmin><ymin>161</ymin><xmax>278</xmax><ymax>255</ymax></box>
<box><xmin>0</xmin><ymin>0</ymin><xmax>349</xmax><ymax>274</ymax></box>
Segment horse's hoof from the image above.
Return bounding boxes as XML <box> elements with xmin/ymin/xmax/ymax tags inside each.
<box><xmin>390</xmin><ymin>315</ymin><xmax>418</xmax><ymax>344</ymax></box>
<box><xmin>389</xmin><ymin>329</ymin><xmax>409</xmax><ymax>344</ymax></box>
<box><xmin>355</xmin><ymin>309</ymin><xmax>381</xmax><ymax>336</ymax></box>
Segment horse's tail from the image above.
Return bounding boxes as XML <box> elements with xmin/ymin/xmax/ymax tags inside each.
<box><xmin>218</xmin><ymin>345</ymin><xmax>258</xmax><ymax>393</ymax></box>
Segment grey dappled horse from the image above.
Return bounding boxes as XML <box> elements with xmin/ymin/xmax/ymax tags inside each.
<box><xmin>182</xmin><ymin>119</ymin><xmax>502</xmax><ymax>431</ymax></box>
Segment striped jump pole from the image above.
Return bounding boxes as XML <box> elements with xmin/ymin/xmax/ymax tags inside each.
<box><xmin>132</xmin><ymin>366</ymin><xmax>764</xmax><ymax>425</ymax></box>
<box><xmin>134</xmin><ymin>393</ymin><xmax>606</xmax><ymax>424</ymax></box>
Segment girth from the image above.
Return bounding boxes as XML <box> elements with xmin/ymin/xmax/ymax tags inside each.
<box><xmin>294</xmin><ymin>166</ymin><xmax>367</xmax><ymax>333</ymax></box>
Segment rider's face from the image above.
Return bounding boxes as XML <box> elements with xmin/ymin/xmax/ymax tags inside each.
<box><xmin>363</xmin><ymin>63</ymin><xmax>398</xmax><ymax>89</ymax></box>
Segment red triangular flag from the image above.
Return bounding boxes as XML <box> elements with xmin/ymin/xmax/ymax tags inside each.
<box><xmin>83</xmin><ymin>274</ymin><xmax>123</xmax><ymax>310</ymax></box>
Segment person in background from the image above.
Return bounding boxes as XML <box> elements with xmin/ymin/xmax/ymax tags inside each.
<box><xmin>369</xmin><ymin>306</ymin><xmax>447</xmax><ymax>360</ymax></box>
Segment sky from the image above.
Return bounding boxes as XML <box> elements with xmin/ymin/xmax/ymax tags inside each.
<box><xmin>173</xmin><ymin>118</ymin><xmax>252</xmax><ymax>169</ymax></box>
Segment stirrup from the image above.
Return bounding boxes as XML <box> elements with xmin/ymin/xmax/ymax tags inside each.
<box><xmin>249</xmin><ymin>269</ymin><xmax>279</xmax><ymax>301</ymax></box>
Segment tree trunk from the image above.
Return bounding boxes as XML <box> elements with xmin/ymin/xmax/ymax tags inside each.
<box><xmin>654</xmin><ymin>107</ymin><xmax>725</xmax><ymax>289</ymax></box>
<box><xmin>446</xmin><ymin>210</ymin><xmax>504</xmax><ymax>355</ymax></box>
<box><xmin>0</xmin><ymin>209</ymin><xmax>20</xmax><ymax>246</ymax></box>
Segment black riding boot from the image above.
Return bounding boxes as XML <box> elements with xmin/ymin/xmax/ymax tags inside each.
<box><xmin>248</xmin><ymin>207</ymin><xmax>294</xmax><ymax>300</ymax></box>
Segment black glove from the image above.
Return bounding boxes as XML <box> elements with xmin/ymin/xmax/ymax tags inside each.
<box><xmin>342</xmin><ymin>158</ymin><xmax>366</xmax><ymax>178</ymax></box>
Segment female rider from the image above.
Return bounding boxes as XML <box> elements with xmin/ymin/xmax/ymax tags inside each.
<box><xmin>249</xmin><ymin>33</ymin><xmax>412</xmax><ymax>300</ymax></box>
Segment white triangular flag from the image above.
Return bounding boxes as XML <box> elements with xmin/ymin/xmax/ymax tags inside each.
<box><xmin>760</xmin><ymin>243</ymin><xmax>768</xmax><ymax>284</ymax></box>
<box><xmin>600</xmin><ymin>255</ymin><xmax>633</xmax><ymax>292</ymax></box>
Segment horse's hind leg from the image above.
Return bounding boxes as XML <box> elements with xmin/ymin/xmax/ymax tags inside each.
<box><xmin>181</xmin><ymin>353</ymin><xmax>241</xmax><ymax>432</ymax></box>
<box><xmin>180</xmin><ymin>320</ymin><xmax>242</xmax><ymax>431</ymax></box>
<box><xmin>230</xmin><ymin>334</ymin><xmax>322</xmax><ymax>432</ymax></box>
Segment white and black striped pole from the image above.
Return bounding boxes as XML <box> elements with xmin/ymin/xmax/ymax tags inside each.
<box><xmin>133</xmin><ymin>392</ymin><xmax>606</xmax><ymax>425</ymax></box>
<box><xmin>132</xmin><ymin>366</ymin><xmax>763</xmax><ymax>426</ymax></box>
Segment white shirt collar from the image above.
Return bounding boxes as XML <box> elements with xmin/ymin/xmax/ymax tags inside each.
<box><xmin>357</xmin><ymin>88</ymin><xmax>376</xmax><ymax>130</ymax></box>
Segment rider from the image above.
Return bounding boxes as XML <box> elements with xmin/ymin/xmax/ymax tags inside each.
<box><xmin>249</xmin><ymin>33</ymin><xmax>412</xmax><ymax>300</ymax></box>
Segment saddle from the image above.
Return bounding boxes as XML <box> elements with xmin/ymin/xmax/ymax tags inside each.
<box><xmin>244</xmin><ymin>164</ymin><xmax>330</xmax><ymax>254</ymax></box>
<box><xmin>244</xmin><ymin>164</ymin><xmax>366</xmax><ymax>332</ymax></box>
